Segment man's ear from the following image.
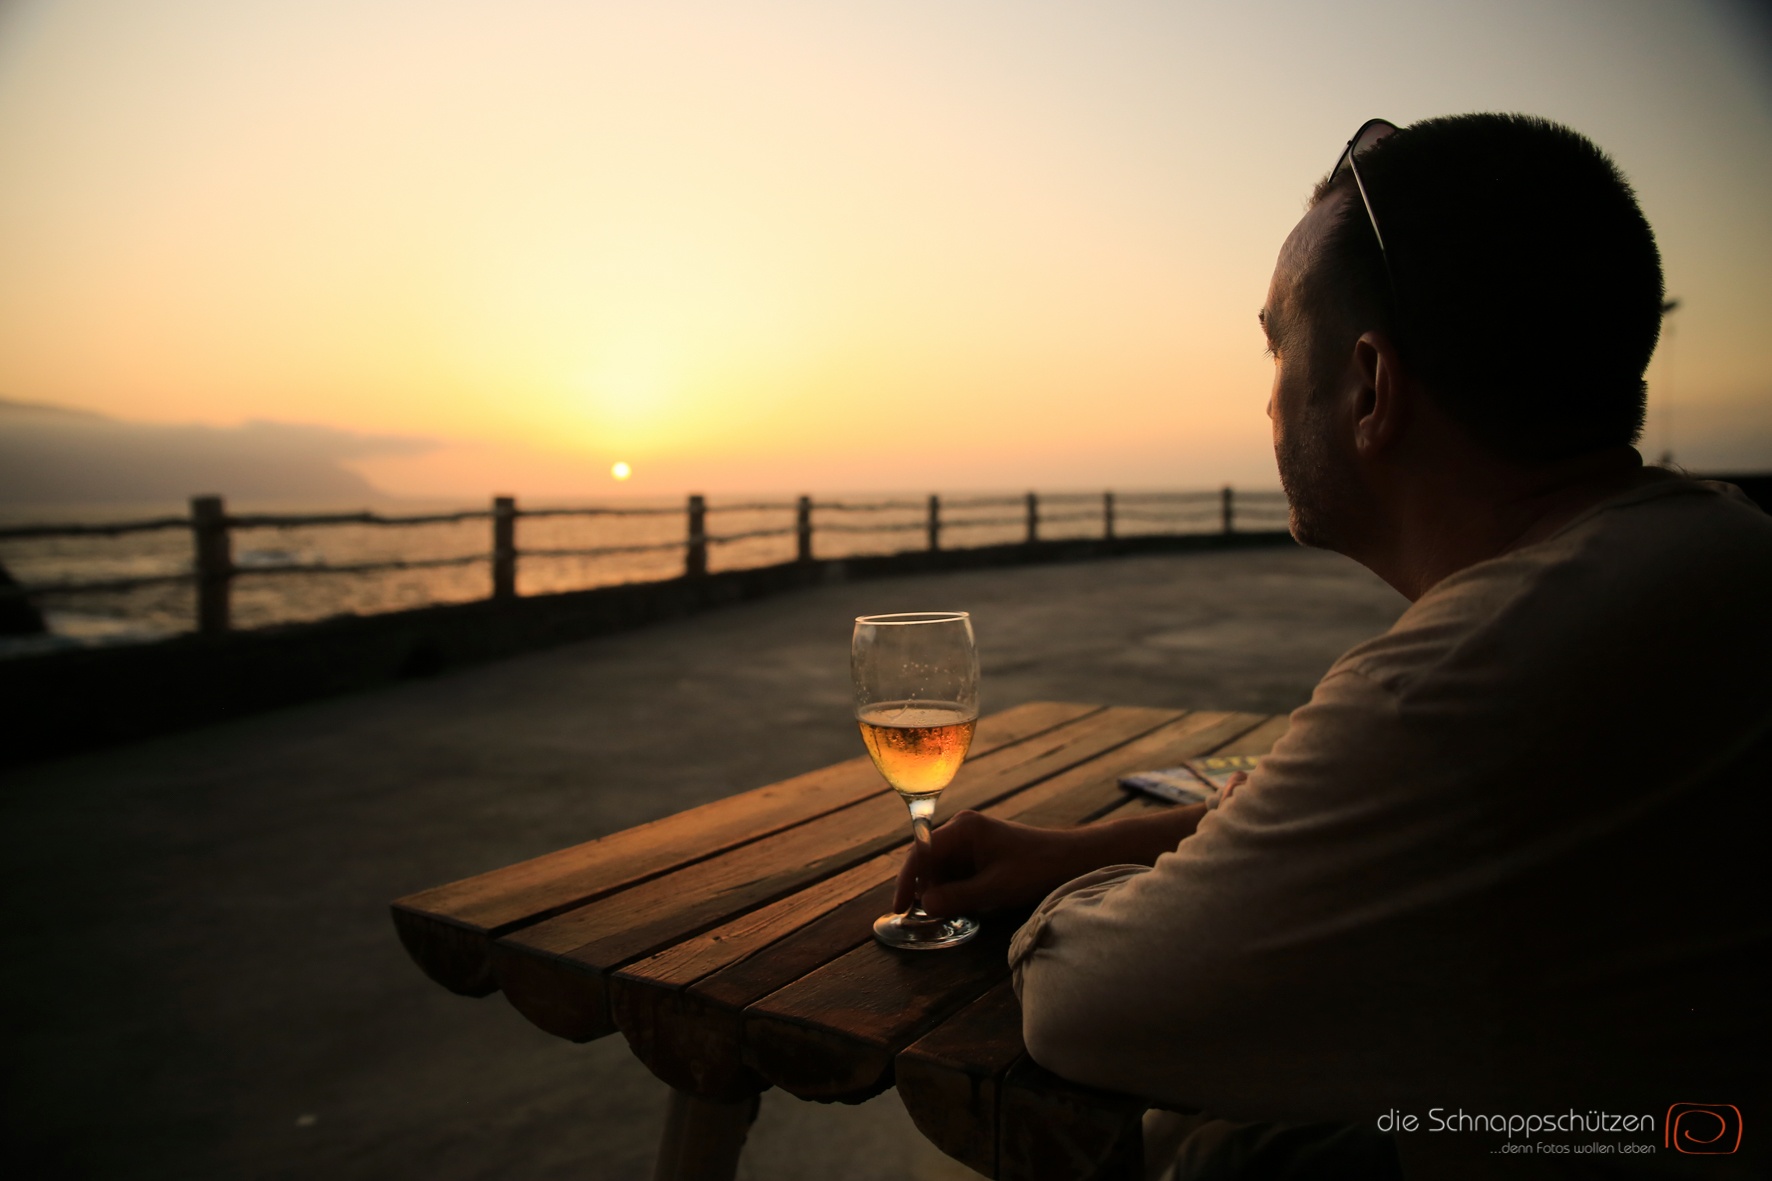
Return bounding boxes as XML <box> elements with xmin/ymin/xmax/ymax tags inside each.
<box><xmin>1350</xmin><ymin>331</ymin><xmax>1410</xmax><ymax>458</ymax></box>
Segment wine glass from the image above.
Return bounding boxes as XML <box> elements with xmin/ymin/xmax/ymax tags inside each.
<box><xmin>852</xmin><ymin>611</ymin><xmax>981</xmax><ymax>950</ymax></box>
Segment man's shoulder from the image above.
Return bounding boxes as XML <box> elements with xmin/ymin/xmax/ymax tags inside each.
<box><xmin>1574</xmin><ymin>471</ymin><xmax>1772</xmax><ymax>548</ymax></box>
<box><xmin>1333</xmin><ymin>476</ymin><xmax>1772</xmax><ymax>695</ymax></box>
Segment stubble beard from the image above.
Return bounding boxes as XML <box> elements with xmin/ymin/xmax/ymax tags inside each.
<box><xmin>1275</xmin><ymin>399</ymin><xmax>1358</xmax><ymax>553</ymax></box>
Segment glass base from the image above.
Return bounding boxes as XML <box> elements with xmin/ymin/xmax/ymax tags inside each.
<box><xmin>873</xmin><ymin>908</ymin><xmax>980</xmax><ymax>950</ymax></box>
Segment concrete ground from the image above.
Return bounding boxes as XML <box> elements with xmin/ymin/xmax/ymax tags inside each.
<box><xmin>0</xmin><ymin>546</ymin><xmax>1406</xmax><ymax>1181</ymax></box>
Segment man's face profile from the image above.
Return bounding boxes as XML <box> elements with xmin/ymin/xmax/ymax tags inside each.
<box><xmin>1262</xmin><ymin>189</ymin><xmax>1363</xmax><ymax>553</ymax></box>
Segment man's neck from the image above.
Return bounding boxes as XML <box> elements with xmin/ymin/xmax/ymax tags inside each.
<box><xmin>1354</xmin><ymin>445</ymin><xmax>1650</xmax><ymax>602</ymax></box>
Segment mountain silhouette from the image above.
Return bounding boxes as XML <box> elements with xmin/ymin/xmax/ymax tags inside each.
<box><xmin>0</xmin><ymin>399</ymin><xmax>433</xmax><ymax>505</ymax></box>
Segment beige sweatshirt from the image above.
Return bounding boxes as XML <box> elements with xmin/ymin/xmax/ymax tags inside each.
<box><xmin>1010</xmin><ymin>477</ymin><xmax>1771</xmax><ymax>1149</ymax></box>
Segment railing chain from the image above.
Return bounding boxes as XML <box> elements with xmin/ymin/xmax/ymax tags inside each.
<box><xmin>2</xmin><ymin>487</ymin><xmax>1287</xmax><ymax>634</ymax></box>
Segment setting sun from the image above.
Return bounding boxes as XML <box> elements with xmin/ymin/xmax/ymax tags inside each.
<box><xmin>611</xmin><ymin>462</ymin><xmax>632</xmax><ymax>482</ymax></box>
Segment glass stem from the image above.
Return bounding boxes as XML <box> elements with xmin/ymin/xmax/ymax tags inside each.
<box><xmin>907</xmin><ymin>796</ymin><xmax>936</xmax><ymax>918</ymax></box>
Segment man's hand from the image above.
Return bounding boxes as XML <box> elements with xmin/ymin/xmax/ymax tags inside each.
<box><xmin>893</xmin><ymin>812</ymin><xmax>1088</xmax><ymax>917</ymax></box>
<box><xmin>894</xmin><ymin>799</ymin><xmax>1218</xmax><ymax>917</ymax></box>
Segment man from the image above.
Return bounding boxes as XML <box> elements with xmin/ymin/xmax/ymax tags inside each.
<box><xmin>897</xmin><ymin>115</ymin><xmax>1770</xmax><ymax>1177</ymax></box>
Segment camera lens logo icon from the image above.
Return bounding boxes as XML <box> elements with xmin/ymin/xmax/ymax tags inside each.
<box><xmin>1665</xmin><ymin>1104</ymin><xmax>1742</xmax><ymax>1155</ymax></box>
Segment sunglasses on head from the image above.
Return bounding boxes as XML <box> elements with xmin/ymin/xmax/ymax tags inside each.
<box><xmin>1329</xmin><ymin>118</ymin><xmax>1402</xmax><ymax>316</ymax></box>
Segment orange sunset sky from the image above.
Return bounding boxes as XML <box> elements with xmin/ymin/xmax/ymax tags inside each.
<box><xmin>1</xmin><ymin>0</ymin><xmax>1769</xmax><ymax>500</ymax></box>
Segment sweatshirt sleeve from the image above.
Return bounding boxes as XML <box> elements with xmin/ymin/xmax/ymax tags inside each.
<box><xmin>1008</xmin><ymin>667</ymin><xmax>1480</xmax><ymax>1122</ymax></box>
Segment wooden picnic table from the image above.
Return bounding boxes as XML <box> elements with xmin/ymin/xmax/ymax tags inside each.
<box><xmin>391</xmin><ymin>701</ymin><xmax>1290</xmax><ymax>1180</ymax></box>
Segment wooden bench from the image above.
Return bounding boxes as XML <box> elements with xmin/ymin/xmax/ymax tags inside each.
<box><xmin>392</xmin><ymin>701</ymin><xmax>1289</xmax><ymax>1180</ymax></box>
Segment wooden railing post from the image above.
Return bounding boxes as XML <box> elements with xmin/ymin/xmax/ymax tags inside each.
<box><xmin>795</xmin><ymin>495</ymin><xmax>813</xmax><ymax>563</ymax></box>
<box><xmin>492</xmin><ymin>496</ymin><xmax>518</xmax><ymax>599</ymax></box>
<box><xmin>686</xmin><ymin>494</ymin><xmax>708</xmax><ymax>577</ymax></box>
<box><xmin>1103</xmin><ymin>491</ymin><xmax>1115</xmax><ymax>540</ymax></box>
<box><xmin>1221</xmin><ymin>485</ymin><xmax>1235</xmax><ymax>535</ymax></box>
<box><xmin>1025</xmin><ymin>492</ymin><xmax>1039</xmax><ymax>545</ymax></box>
<box><xmin>927</xmin><ymin>494</ymin><xmax>941</xmax><ymax>552</ymax></box>
<box><xmin>191</xmin><ymin>495</ymin><xmax>231</xmax><ymax>634</ymax></box>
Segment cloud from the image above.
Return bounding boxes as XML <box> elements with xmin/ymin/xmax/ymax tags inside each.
<box><xmin>0</xmin><ymin>399</ymin><xmax>434</xmax><ymax>505</ymax></box>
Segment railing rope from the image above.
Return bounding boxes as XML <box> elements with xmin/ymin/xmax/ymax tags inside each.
<box><xmin>811</xmin><ymin>499</ymin><xmax>925</xmax><ymax>512</ymax></box>
<box><xmin>514</xmin><ymin>505</ymin><xmax>677</xmax><ymax>519</ymax></box>
<box><xmin>706</xmin><ymin>527</ymin><xmax>796</xmax><ymax>545</ymax></box>
<box><xmin>2</xmin><ymin>485</ymin><xmax>1289</xmax><ymax>634</ymax></box>
<box><xmin>0</xmin><ymin>516</ymin><xmax>190</xmax><ymax>541</ymax></box>
<box><xmin>191</xmin><ymin>494</ymin><xmax>231</xmax><ymax>635</ymax></box>
<box><xmin>230</xmin><ymin>508</ymin><xmax>493</xmax><ymax>529</ymax></box>
<box><xmin>518</xmin><ymin>541</ymin><xmax>681</xmax><ymax>560</ymax></box>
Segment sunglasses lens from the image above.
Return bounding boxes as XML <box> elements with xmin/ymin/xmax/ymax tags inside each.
<box><xmin>1352</xmin><ymin>121</ymin><xmax>1395</xmax><ymax>159</ymax></box>
<box><xmin>1332</xmin><ymin>120</ymin><xmax>1397</xmax><ymax>184</ymax></box>
<box><xmin>1332</xmin><ymin>121</ymin><xmax>1389</xmax><ymax>186</ymax></box>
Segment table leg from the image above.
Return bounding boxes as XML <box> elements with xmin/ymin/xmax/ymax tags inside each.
<box><xmin>1141</xmin><ymin>1109</ymin><xmax>1209</xmax><ymax>1181</ymax></box>
<box><xmin>650</xmin><ymin>1088</ymin><xmax>761</xmax><ymax>1181</ymax></box>
<box><xmin>1090</xmin><ymin>1113</ymin><xmax>1144</xmax><ymax>1181</ymax></box>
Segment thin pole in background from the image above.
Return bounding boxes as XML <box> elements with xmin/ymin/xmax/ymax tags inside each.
<box><xmin>192</xmin><ymin>495</ymin><xmax>231</xmax><ymax>634</ymax></box>
<box><xmin>685</xmin><ymin>495</ymin><xmax>708</xmax><ymax>577</ymax></box>
<box><xmin>795</xmin><ymin>496</ymin><xmax>813</xmax><ymax>563</ymax></box>
<box><xmin>492</xmin><ymin>496</ymin><xmax>518</xmax><ymax>599</ymax></box>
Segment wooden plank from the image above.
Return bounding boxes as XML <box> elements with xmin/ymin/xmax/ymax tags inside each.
<box><xmin>494</xmin><ymin>706</ymin><xmax>1184</xmax><ymax>1040</ymax></box>
<box><xmin>741</xmin><ymin>920</ymin><xmax>1023</xmax><ymax>1103</ymax></box>
<box><xmin>622</xmin><ymin>849</ymin><xmax>908</xmax><ymax>1003</ymax></box>
<box><xmin>1202</xmin><ymin>710</ymin><xmax>1290</xmax><ymax>759</ymax></box>
<box><xmin>1035</xmin><ymin>709</ymin><xmax>1289</xmax><ymax>829</ymax></box>
<box><xmin>989</xmin><ymin>710</ymin><xmax>1267</xmax><ymax>830</ymax></box>
<box><xmin>895</xmin><ymin>981</ymin><xmax>1024</xmax><ymax>1178</ymax></box>
<box><xmin>614</xmin><ymin>878</ymin><xmax>902</xmax><ymax>1100</ymax></box>
<box><xmin>735</xmin><ymin>712</ymin><xmax>1272</xmax><ymax>1102</ymax></box>
<box><xmin>392</xmin><ymin>700</ymin><xmax>1098</xmax><ymax>995</ymax></box>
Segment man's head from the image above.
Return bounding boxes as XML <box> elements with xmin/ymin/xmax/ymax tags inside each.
<box><xmin>1262</xmin><ymin>114</ymin><xmax>1665</xmax><ymax>551</ymax></box>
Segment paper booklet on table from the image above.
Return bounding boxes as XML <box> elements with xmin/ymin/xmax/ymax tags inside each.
<box><xmin>1118</xmin><ymin>754</ymin><xmax>1260</xmax><ymax>806</ymax></box>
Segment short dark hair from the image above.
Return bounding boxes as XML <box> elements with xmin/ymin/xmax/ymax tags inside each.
<box><xmin>1303</xmin><ymin>114</ymin><xmax>1665</xmax><ymax>462</ymax></box>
